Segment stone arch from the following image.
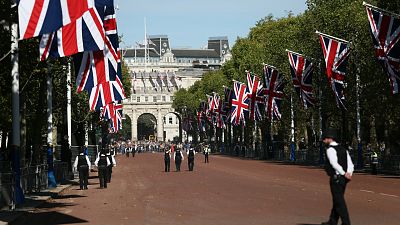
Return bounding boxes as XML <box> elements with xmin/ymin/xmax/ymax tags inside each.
<box><xmin>162</xmin><ymin>111</ymin><xmax>182</xmax><ymax>143</ymax></box>
<box><xmin>137</xmin><ymin>113</ymin><xmax>157</xmax><ymax>141</ymax></box>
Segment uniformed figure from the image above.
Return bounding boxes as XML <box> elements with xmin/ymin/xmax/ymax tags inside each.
<box><xmin>73</xmin><ymin>147</ymin><xmax>91</xmax><ymax>190</ymax></box>
<box><xmin>106</xmin><ymin>149</ymin><xmax>117</xmax><ymax>183</ymax></box>
<box><xmin>371</xmin><ymin>151</ymin><xmax>378</xmax><ymax>175</ymax></box>
<box><xmin>94</xmin><ymin>149</ymin><xmax>111</xmax><ymax>188</ymax></box>
<box><xmin>321</xmin><ymin>128</ymin><xmax>354</xmax><ymax>225</ymax></box>
<box><xmin>132</xmin><ymin>142</ymin><xmax>136</xmax><ymax>157</ymax></box>
<box><xmin>164</xmin><ymin>149</ymin><xmax>171</xmax><ymax>172</ymax></box>
<box><xmin>203</xmin><ymin>145</ymin><xmax>210</xmax><ymax>163</ymax></box>
<box><xmin>174</xmin><ymin>148</ymin><xmax>184</xmax><ymax>172</ymax></box>
<box><xmin>125</xmin><ymin>143</ymin><xmax>133</xmax><ymax>158</ymax></box>
<box><xmin>187</xmin><ymin>145</ymin><xmax>196</xmax><ymax>171</ymax></box>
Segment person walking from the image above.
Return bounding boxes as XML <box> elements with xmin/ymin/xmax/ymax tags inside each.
<box><xmin>106</xmin><ymin>148</ymin><xmax>116</xmax><ymax>183</ymax></box>
<box><xmin>164</xmin><ymin>148</ymin><xmax>171</xmax><ymax>172</ymax></box>
<box><xmin>73</xmin><ymin>147</ymin><xmax>91</xmax><ymax>190</ymax></box>
<box><xmin>203</xmin><ymin>144</ymin><xmax>210</xmax><ymax>163</ymax></box>
<box><xmin>371</xmin><ymin>150</ymin><xmax>378</xmax><ymax>175</ymax></box>
<box><xmin>321</xmin><ymin>128</ymin><xmax>354</xmax><ymax>225</ymax></box>
<box><xmin>187</xmin><ymin>144</ymin><xmax>196</xmax><ymax>171</ymax></box>
<box><xmin>125</xmin><ymin>143</ymin><xmax>133</xmax><ymax>158</ymax></box>
<box><xmin>94</xmin><ymin>149</ymin><xmax>110</xmax><ymax>189</ymax></box>
<box><xmin>174</xmin><ymin>148</ymin><xmax>184</xmax><ymax>172</ymax></box>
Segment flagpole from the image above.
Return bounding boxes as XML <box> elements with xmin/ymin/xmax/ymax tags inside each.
<box><xmin>11</xmin><ymin>2</ymin><xmax>24</xmax><ymax>205</ymax></box>
<box><xmin>290</xmin><ymin>94</ymin><xmax>296</xmax><ymax>161</ymax></box>
<box><xmin>318</xmin><ymin>60</ymin><xmax>324</xmax><ymax>164</ymax></box>
<box><xmin>67</xmin><ymin>60</ymin><xmax>72</xmax><ymax>148</ymax></box>
<box><xmin>47</xmin><ymin>62</ymin><xmax>57</xmax><ymax>188</ymax></box>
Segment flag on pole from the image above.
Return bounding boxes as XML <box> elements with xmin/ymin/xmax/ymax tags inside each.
<box><xmin>287</xmin><ymin>50</ymin><xmax>316</xmax><ymax>108</ymax></box>
<box><xmin>230</xmin><ymin>81</ymin><xmax>249</xmax><ymax>126</ymax></box>
<box><xmin>18</xmin><ymin>0</ymin><xmax>95</xmax><ymax>39</ymax></box>
<box><xmin>39</xmin><ymin>7</ymin><xmax>105</xmax><ymax>60</ymax></box>
<box><xmin>223</xmin><ymin>86</ymin><xmax>233</xmax><ymax>123</ymax></box>
<box><xmin>364</xmin><ymin>2</ymin><xmax>400</xmax><ymax>94</ymax></box>
<box><xmin>263</xmin><ymin>65</ymin><xmax>285</xmax><ymax>121</ymax></box>
<box><xmin>317</xmin><ymin>31</ymin><xmax>351</xmax><ymax>110</ymax></box>
<box><xmin>89</xmin><ymin>80</ymin><xmax>125</xmax><ymax>111</ymax></box>
<box><xmin>246</xmin><ymin>71</ymin><xmax>265</xmax><ymax>121</ymax></box>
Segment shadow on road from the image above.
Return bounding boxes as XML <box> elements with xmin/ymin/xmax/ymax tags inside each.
<box><xmin>10</xmin><ymin>211</ymin><xmax>88</xmax><ymax>225</ymax></box>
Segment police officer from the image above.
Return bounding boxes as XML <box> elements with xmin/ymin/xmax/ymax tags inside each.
<box><xmin>174</xmin><ymin>147</ymin><xmax>184</xmax><ymax>172</ymax></box>
<box><xmin>106</xmin><ymin>148</ymin><xmax>116</xmax><ymax>183</ymax></box>
<box><xmin>73</xmin><ymin>147</ymin><xmax>91</xmax><ymax>190</ymax></box>
<box><xmin>321</xmin><ymin>128</ymin><xmax>354</xmax><ymax>225</ymax></box>
<box><xmin>125</xmin><ymin>143</ymin><xmax>133</xmax><ymax>158</ymax></box>
<box><xmin>164</xmin><ymin>148</ymin><xmax>171</xmax><ymax>172</ymax></box>
<box><xmin>371</xmin><ymin>150</ymin><xmax>378</xmax><ymax>175</ymax></box>
<box><xmin>187</xmin><ymin>145</ymin><xmax>196</xmax><ymax>171</ymax></box>
<box><xmin>94</xmin><ymin>148</ymin><xmax>110</xmax><ymax>189</ymax></box>
<box><xmin>203</xmin><ymin>144</ymin><xmax>210</xmax><ymax>163</ymax></box>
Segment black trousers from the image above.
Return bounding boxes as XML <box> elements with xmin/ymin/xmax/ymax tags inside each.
<box><xmin>78</xmin><ymin>166</ymin><xmax>89</xmax><ymax>189</ymax></box>
<box><xmin>328</xmin><ymin>176</ymin><xmax>351</xmax><ymax>225</ymax></box>
<box><xmin>126</xmin><ymin>151</ymin><xmax>130</xmax><ymax>157</ymax></box>
<box><xmin>188</xmin><ymin>157</ymin><xmax>194</xmax><ymax>171</ymax></box>
<box><xmin>98</xmin><ymin>166</ymin><xmax>107</xmax><ymax>188</ymax></box>
<box><xmin>107</xmin><ymin>165</ymin><xmax>112</xmax><ymax>183</ymax></box>
<box><xmin>204</xmin><ymin>153</ymin><xmax>209</xmax><ymax>163</ymax></box>
<box><xmin>175</xmin><ymin>160</ymin><xmax>182</xmax><ymax>171</ymax></box>
<box><xmin>165</xmin><ymin>160</ymin><xmax>170</xmax><ymax>172</ymax></box>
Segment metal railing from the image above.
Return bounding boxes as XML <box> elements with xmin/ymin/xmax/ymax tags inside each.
<box><xmin>20</xmin><ymin>164</ymin><xmax>48</xmax><ymax>194</ymax></box>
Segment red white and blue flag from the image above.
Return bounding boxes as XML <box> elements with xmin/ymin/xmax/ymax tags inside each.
<box><xmin>101</xmin><ymin>101</ymin><xmax>123</xmax><ymax>133</ymax></box>
<box><xmin>39</xmin><ymin>7</ymin><xmax>105</xmax><ymax>60</ymax></box>
<box><xmin>263</xmin><ymin>65</ymin><xmax>285</xmax><ymax>121</ymax></box>
<box><xmin>317</xmin><ymin>31</ymin><xmax>351</xmax><ymax>110</ymax></box>
<box><xmin>216</xmin><ymin>99</ymin><xmax>226</xmax><ymax>129</ymax></box>
<box><xmin>246</xmin><ymin>71</ymin><xmax>265</xmax><ymax>121</ymax></box>
<box><xmin>89</xmin><ymin>80</ymin><xmax>125</xmax><ymax>111</ymax></box>
<box><xmin>18</xmin><ymin>0</ymin><xmax>94</xmax><ymax>39</ymax></box>
<box><xmin>230</xmin><ymin>81</ymin><xmax>249</xmax><ymax>126</ymax></box>
<box><xmin>197</xmin><ymin>110</ymin><xmax>206</xmax><ymax>132</ymax></box>
<box><xmin>364</xmin><ymin>3</ymin><xmax>400</xmax><ymax>94</ymax></box>
<box><xmin>223</xmin><ymin>86</ymin><xmax>233</xmax><ymax>123</ymax></box>
<box><xmin>206</xmin><ymin>94</ymin><xmax>216</xmax><ymax>123</ymax></box>
<box><xmin>287</xmin><ymin>50</ymin><xmax>316</xmax><ymax>109</ymax></box>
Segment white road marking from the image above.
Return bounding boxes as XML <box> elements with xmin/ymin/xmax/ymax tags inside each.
<box><xmin>379</xmin><ymin>193</ymin><xmax>399</xmax><ymax>198</ymax></box>
<box><xmin>360</xmin><ymin>189</ymin><xmax>375</xmax><ymax>194</ymax></box>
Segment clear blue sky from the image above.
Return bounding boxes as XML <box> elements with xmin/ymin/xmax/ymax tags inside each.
<box><xmin>115</xmin><ymin>0</ymin><xmax>307</xmax><ymax>49</ymax></box>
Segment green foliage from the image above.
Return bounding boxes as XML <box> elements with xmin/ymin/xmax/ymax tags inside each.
<box><xmin>173</xmin><ymin>0</ymin><xmax>400</xmax><ymax>151</ymax></box>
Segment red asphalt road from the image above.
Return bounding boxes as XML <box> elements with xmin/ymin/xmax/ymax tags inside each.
<box><xmin>12</xmin><ymin>153</ymin><xmax>400</xmax><ymax>225</ymax></box>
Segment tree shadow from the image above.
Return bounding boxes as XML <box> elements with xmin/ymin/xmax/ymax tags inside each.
<box><xmin>10</xmin><ymin>211</ymin><xmax>88</xmax><ymax>225</ymax></box>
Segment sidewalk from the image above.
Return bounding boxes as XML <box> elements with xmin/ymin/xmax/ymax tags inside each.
<box><xmin>0</xmin><ymin>181</ymin><xmax>75</xmax><ymax>225</ymax></box>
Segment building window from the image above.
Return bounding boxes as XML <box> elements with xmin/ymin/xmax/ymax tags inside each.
<box><xmin>169</xmin><ymin>117</ymin><xmax>173</xmax><ymax>124</ymax></box>
<box><xmin>162</xmin><ymin>96</ymin><xmax>166</xmax><ymax>102</ymax></box>
<box><xmin>137</xmin><ymin>97</ymin><xmax>141</xmax><ymax>102</ymax></box>
<box><xmin>145</xmin><ymin>96</ymin><xmax>149</xmax><ymax>102</ymax></box>
<box><xmin>163</xmin><ymin>117</ymin><xmax>166</xmax><ymax>124</ymax></box>
<box><xmin>153</xmin><ymin>96</ymin><xmax>157</xmax><ymax>102</ymax></box>
<box><xmin>170</xmin><ymin>96</ymin><xmax>174</xmax><ymax>101</ymax></box>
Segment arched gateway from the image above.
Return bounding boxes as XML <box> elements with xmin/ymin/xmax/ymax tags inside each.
<box><xmin>121</xmin><ymin>35</ymin><xmax>231</xmax><ymax>142</ymax></box>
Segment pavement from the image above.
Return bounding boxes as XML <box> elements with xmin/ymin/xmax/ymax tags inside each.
<box><xmin>0</xmin><ymin>181</ymin><xmax>75</xmax><ymax>225</ymax></box>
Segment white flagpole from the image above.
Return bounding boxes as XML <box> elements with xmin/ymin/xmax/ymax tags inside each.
<box><xmin>47</xmin><ymin>63</ymin><xmax>53</xmax><ymax>146</ymax></box>
<box><xmin>11</xmin><ymin>12</ymin><xmax>19</xmax><ymax>150</ymax></box>
<box><xmin>67</xmin><ymin>61</ymin><xmax>72</xmax><ymax>147</ymax></box>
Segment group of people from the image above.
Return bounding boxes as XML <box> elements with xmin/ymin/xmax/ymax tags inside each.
<box><xmin>163</xmin><ymin>143</ymin><xmax>211</xmax><ymax>172</ymax></box>
<box><xmin>73</xmin><ymin>145</ymin><xmax>117</xmax><ymax>190</ymax></box>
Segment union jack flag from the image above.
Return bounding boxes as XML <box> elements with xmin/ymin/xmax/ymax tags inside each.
<box><xmin>100</xmin><ymin>101</ymin><xmax>122</xmax><ymax>133</ymax></box>
<box><xmin>364</xmin><ymin>3</ymin><xmax>400</xmax><ymax>94</ymax></box>
<box><xmin>263</xmin><ymin>65</ymin><xmax>285</xmax><ymax>121</ymax></box>
<box><xmin>317</xmin><ymin>31</ymin><xmax>351</xmax><ymax>110</ymax></box>
<box><xmin>246</xmin><ymin>71</ymin><xmax>265</xmax><ymax>121</ymax></box>
<box><xmin>206</xmin><ymin>94</ymin><xmax>216</xmax><ymax>123</ymax></box>
<box><xmin>216</xmin><ymin>99</ymin><xmax>226</xmax><ymax>129</ymax></box>
<box><xmin>75</xmin><ymin>0</ymin><xmax>123</xmax><ymax>100</ymax></box>
<box><xmin>89</xmin><ymin>80</ymin><xmax>125</xmax><ymax>111</ymax></box>
<box><xmin>230</xmin><ymin>81</ymin><xmax>249</xmax><ymax>126</ymax></box>
<box><xmin>287</xmin><ymin>50</ymin><xmax>316</xmax><ymax>109</ymax></box>
<box><xmin>223</xmin><ymin>86</ymin><xmax>233</xmax><ymax>123</ymax></box>
<box><xmin>39</xmin><ymin>7</ymin><xmax>105</xmax><ymax>60</ymax></box>
<box><xmin>18</xmin><ymin>0</ymin><xmax>94</xmax><ymax>40</ymax></box>
<box><xmin>197</xmin><ymin>110</ymin><xmax>206</xmax><ymax>132</ymax></box>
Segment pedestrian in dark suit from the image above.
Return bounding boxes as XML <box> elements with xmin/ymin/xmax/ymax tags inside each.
<box><xmin>94</xmin><ymin>149</ymin><xmax>110</xmax><ymax>188</ymax></box>
<box><xmin>187</xmin><ymin>145</ymin><xmax>196</xmax><ymax>171</ymax></box>
<box><xmin>164</xmin><ymin>149</ymin><xmax>171</xmax><ymax>172</ymax></box>
<box><xmin>321</xmin><ymin>128</ymin><xmax>354</xmax><ymax>225</ymax></box>
<box><xmin>73</xmin><ymin>147</ymin><xmax>91</xmax><ymax>190</ymax></box>
<box><xmin>174</xmin><ymin>149</ymin><xmax>184</xmax><ymax>172</ymax></box>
